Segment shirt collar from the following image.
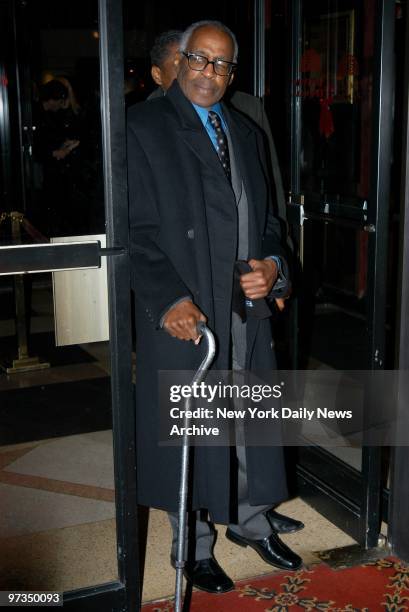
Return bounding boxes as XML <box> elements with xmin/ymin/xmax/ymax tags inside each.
<box><xmin>192</xmin><ymin>101</ymin><xmax>225</xmax><ymax>128</ymax></box>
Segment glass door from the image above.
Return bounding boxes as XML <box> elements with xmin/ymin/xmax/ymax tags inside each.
<box><xmin>287</xmin><ymin>0</ymin><xmax>394</xmax><ymax>547</ymax></box>
<box><xmin>0</xmin><ymin>0</ymin><xmax>139</xmax><ymax>609</ymax></box>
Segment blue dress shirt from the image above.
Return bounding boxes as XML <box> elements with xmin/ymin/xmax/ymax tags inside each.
<box><xmin>192</xmin><ymin>102</ymin><xmax>229</xmax><ymax>151</ymax></box>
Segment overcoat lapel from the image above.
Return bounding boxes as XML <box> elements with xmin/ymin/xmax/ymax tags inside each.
<box><xmin>167</xmin><ymin>81</ymin><xmax>234</xmax><ymax>196</ymax></box>
<box><xmin>166</xmin><ymin>81</ymin><xmax>236</xmax><ymax>344</ymax></box>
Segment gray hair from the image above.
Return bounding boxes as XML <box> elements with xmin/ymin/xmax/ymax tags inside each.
<box><xmin>179</xmin><ymin>20</ymin><xmax>238</xmax><ymax>63</ymax></box>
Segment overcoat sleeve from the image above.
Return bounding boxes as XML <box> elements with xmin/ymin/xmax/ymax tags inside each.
<box><xmin>127</xmin><ymin>123</ymin><xmax>192</xmax><ymax>326</ymax></box>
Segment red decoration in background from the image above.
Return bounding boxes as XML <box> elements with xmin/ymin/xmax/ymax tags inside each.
<box><xmin>297</xmin><ymin>49</ymin><xmax>361</xmax><ymax>138</ymax></box>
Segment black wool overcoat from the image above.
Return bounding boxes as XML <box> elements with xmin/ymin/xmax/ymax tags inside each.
<box><xmin>127</xmin><ymin>80</ymin><xmax>288</xmax><ymax>524</ymax></box>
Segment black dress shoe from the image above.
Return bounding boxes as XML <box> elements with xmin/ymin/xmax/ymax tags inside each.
<box><xmin>183</xmin><ymin>557</ymin><xmax>234</xmax><ymax>594</ymax></box>
<box><xmin>265</xmin><ymin>509</ymin><xmax>305</xmax><ymax>534</ymax></box>
<box><xmin>225</xmin><ymin>528</ymin><xmax>303</xmax><ymax>571</ymax></box>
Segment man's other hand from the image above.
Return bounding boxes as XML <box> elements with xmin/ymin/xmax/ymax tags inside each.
<box><xmin>240</xmin><ymin>258</ymin><xmax>278</xmax><ymax>300</ymax></box>
<box><xmin>163</xmin><ymin>300</ymin><xmax>207</xmax><ymax>343</ymax></box>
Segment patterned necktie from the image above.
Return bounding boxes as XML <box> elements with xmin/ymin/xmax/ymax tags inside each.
<box><xmin>208</xmin><ymin>110</ymin><xmax>231</xmax><ymax>182</ymax></box>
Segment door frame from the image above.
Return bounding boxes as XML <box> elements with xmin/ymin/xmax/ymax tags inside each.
<box><xmin>64</xmin><ymin>1</ymin><xmax>140</xmax><ymax>608</ymax></box>
<box><xmin>388</xmin><ymin>0</ymin><xmax>409</xmax><ymax>564</ymax></box>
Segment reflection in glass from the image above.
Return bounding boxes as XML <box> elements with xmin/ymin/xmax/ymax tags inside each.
<box><xmin>297</xmin><ymin>0</ymin><xmax>375</xmax><ymax>201</ymax></box>
<box><xmin>298</xmin><ymin>219</ymin><xmax>369</xmax><ymax>470</ymax></box>
<box><xmin>300</xmin><ymin>220</ymin><xmax>369</xmax><ymax>370</ymax></box>
<box><xmin>0</xmin><ymin>0</ymin><xmax>118</xmax><ymax>594</ymax></box>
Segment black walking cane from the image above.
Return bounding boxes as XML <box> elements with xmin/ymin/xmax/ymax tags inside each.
<box><xmin>174</xmin><ymin>321</ymin><xmax>216</xmax><ymax>612</ymax></box>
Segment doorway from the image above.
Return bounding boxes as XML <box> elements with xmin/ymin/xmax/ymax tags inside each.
<box><xmin>0</xmin><ymin>0</ymin><xmax>138</xmax><ymax>609</ymax></box>
<box><xmin>265</xmin><ymin>0</ymin><xmax>395</xmax><ymax>547</ymax></box>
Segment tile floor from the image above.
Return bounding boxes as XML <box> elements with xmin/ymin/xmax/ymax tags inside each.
<box><xmin>0</xmin><ymin>430</ymin><xmax>358</xmax><ymax>601</ymax></box>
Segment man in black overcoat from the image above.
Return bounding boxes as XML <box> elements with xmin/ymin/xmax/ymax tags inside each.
<box><xmin>127</xmin><ymin>20</ymin><xmax>302</xmax><ymax>593</ymax></box>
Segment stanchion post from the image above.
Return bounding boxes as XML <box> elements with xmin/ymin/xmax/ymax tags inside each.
<box><xmin>4</xmin><ymin>212</ymin><xmax>50</xmax><ymax>374</ymax></box>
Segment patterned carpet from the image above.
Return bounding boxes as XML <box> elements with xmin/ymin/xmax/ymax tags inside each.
<box><xmin>142</xmin><ymin>558</ymin><xmax>409</xmax><ymax>611</ymax></box>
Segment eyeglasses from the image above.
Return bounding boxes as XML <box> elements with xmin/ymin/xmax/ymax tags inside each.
<box><xmin>182</xmin><ymin>52</ymin><xmax>237</xmax><ymax>77</ymax></box>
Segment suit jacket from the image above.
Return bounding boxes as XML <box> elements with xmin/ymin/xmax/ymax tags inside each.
<box><xmin>127</xmin><ymin>80</ymin><xmax>288</xmax><ymax>523</ymax></box>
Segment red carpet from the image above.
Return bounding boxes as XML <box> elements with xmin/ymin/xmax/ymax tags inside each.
<box><xmin>143</xmin><ymin>558</ymin><xmax>409</xmax><ymax>611</ymax></box>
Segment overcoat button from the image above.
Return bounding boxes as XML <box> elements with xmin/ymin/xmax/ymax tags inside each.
<box><xmin>187</xmin><ymin>228</ymin><xmax>194</xmax><ymax>239</ymax></box>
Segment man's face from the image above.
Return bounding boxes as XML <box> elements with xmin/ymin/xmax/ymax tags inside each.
<box><xmin>151</xmin><ymin>42</ymin><xmax>179</xmax><ymax>91</ymax></box>
<box><xmin>176</xmin><ymin>26</ymin><xmax>235</xmax><ymax>109</ymax></box>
